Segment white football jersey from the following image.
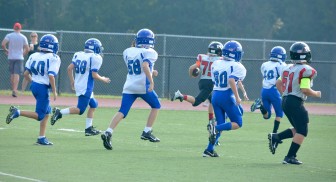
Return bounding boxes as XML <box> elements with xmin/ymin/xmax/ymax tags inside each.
<box><xmin>71</xmin><ymin>51</ymin><xmax>103</xmax><ymax>97</ymax></box>
<box><xmin>261</xmin><ymin>61</ymin><xmax>287</xmax><ymax>89</ymax></box>
<box><xmin>281</xmin><ymin>64</ymin><xmax>317</xmax><ymax>100</ymax></box>
<box><xmin>122</xmin><ymin>47</ymin><xmax>158</xmax><ymax>94</ymax></box>
<box><xmin>211</xmin><ymin>59</ymin><xmax>246</xmax><ymax>91</ymax></box>
<box><xmin>197</xmin><ymin>54</ymin><xmax>222</xmax><ymax>80</ymax></box>
<box><xmin>25</xmin><ymin>52</ymin><xmax>61</xmax><ymax>85</ymax></box>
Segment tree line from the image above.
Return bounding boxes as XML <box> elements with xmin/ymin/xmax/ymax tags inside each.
<box><xmin>1</xmin><ymin>0</ymin><xmax>335</xmax><ymax>42</ymax></box>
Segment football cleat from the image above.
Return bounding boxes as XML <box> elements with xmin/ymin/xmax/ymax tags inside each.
<box><xmin>268</xmin><ymin>133</ymin><xmax>279</xmax><ymax>155</ymax></box>
<box><xmin>250</xmin><ymin>98</ymin><xmax>262</xmax><ymax>112</ymax></box>
<box><xmin>50</xmin><ymin>107</ymin><xmax>62</xmax><ymax>126</ymax></box>
<box><xmin>141</xmin><ymin>130</ymin><xmax>160</xmax><ymax>142</ymax></box>
<box><xmin>171</xmin><ymin>90</ymin><xmax>183</xmax><ymax>102</ymax></box>
<box><xmin>203</xmin><ymin>149</ymin><xmax>219</xmax><ymax>157</ymax></box>
<box><xmin>282</xmin><ymin>156</ymin><xmax>303</xmax><ymax>165</ymax></box>
<box><xmin>101</xmin><ymin>131</ymin><xmax>112</xmax><ymax>150</ymax></box>
<box><xmin>85</xmin><ymin>126</ymin><xmax>101</xmax><ymax>136</ymax></box>
<box><xmin>6</xmin><ymin>106</ymin><xmax>19</xmax><ymax>124</ymax></box>
<box><xmin>12</xmin><ymin>91</ymin><xmax>17</xmax><ymax>97</ymax></box>
<box><xmin>207</xmin><ymin>119</ymin><xmax>217</xmax><ymax>145</ymax></box>
<box><xmin>36</xmin><ymin>137</ymin><xmax>53</xmax><ymax>145</ymax></box>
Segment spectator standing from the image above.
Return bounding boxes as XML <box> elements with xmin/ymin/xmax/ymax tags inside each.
<box><xmin>1</xmin><ymin>22</ymin><xmax>29</xmax><ymax>97</ymax></box>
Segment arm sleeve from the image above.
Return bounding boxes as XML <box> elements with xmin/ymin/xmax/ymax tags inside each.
<box><xmin>303</xmin><ymin>66</ymin><xmax>317</xmax><ymax>80</ymax></box>
<box><xmin>142</xmin><ymin>49</ymin><xmax>158</xmax><ymax>66</ymax></box>
<box><xmin>71</xmin><ymin>53</ymin><xmax>77</xmax><ymax>65</ymax></box>
<box><xmin>300</xmin><ymin>78</ymin><xmax>311</xmax><ymax>89</ymax></box>
<box><xmin>91</xmin><ymin>54</ymin><xmax>103</xmax><ymax>72</ymax></box>
<box><xmin>23</xmin><ymin>36</ymin><xmax>28</xmax><ymax>45</ymax></box>
<box><xmin>48</xmin><ymin>55</ymin><xmax>61</xmax><ymax>76</ymax></box>
<box><xmin>25</xmin><ymin>56</ymin><xmax>31</xmax><ymax>71</ymax></box>
<box><xmin>230</xmin><ymin>63</ymin><xmax>246</xmax><ymax>81</ymax></box>
<box><xmin>211</xmin><ymin>61</ymin><xmax>217</xmax><ymax>82</ymax></box>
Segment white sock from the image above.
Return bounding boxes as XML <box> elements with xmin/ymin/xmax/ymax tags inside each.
<box><xmin>106</xmin><ymin>128</ymin><xmax>113</xmax><ymax>134</ymax></box>
<box><xmin>38</xmin><ymin>136</ymin><xmax>45</xmax><ymax>139</ymax></box>
<box><xmin>17</xmin><ymin>110</ymin><xmax>21</xmax><ymax>116</ymax></box>
<box><xmin>86</xmin><ymin>118</ymin><xmax>93</xmax><ymax>129</ymax></box>
<box><xmin>144</xmin><ymin>127</ymin><xmax>152</xmax><ymax>133</ymax></box>
<box><xmin>60</xmin><ymin>108</ymin><xmax>70</xmax><ymax>115</ymax></box>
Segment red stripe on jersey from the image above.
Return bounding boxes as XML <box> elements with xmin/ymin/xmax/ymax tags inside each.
<box><xmin>298</xmin><ymin>68</ymin><xmax>306</xmax><ymax>84</ymax></box>
<box><xmin>309</xmin><ymin>68</ymin><xmax>316</xmax><ymax>79</ymax></box>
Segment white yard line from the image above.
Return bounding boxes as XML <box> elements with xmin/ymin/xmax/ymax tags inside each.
<box><xmin>0</xmin><ymin>172</ymin><xmax>46</xmax><ymax>182</ymax></box>
<box><xmin>57</xmin><ymin>128</ymin><xmax>82</xmax><ymax>133</ymax></box>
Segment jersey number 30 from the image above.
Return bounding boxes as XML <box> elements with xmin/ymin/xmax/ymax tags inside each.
<box><xmin>213</xmin><ymin>71</ymin><xmax>228</xmax><ymax>88</ymax></box>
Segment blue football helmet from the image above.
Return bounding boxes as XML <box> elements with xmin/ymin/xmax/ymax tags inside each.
<box><xmin>270</xmin><ymin>46</ymin><xmax>286</xmax><ymax>62</ymax></box>
<box><xmin>135</xmin><ymin>28</ymin><xmax>155</xmax><ymax>48</ymax></box>
<box><xmin>39</xmin><ymin>34</ymin><xmax>59</xmax><ymax>54</ymax></box>
<box><xmin>84</xmin><ymin>38</ymin><xmax>103</xmax><ymax>54</ymax></box>
<box><xmin>222</xmin><ymin>40</ymin><xmax>243</xmax><ymax>62</ymax></box>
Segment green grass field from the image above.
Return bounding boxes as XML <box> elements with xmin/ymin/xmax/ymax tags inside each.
<box><xmin>0</xmin><ymin>105</ymin><xmax>335</xmax><ymax>182</ymax></box>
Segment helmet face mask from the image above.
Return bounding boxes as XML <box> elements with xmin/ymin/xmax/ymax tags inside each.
<box><xmin>222</xmin><ymin>40</ymin><xmax>243</xmax><ymax>62</ymax></box>
<box><xmin>290</xmin><ymin>42</ymin><xmax>311</xmax><ymax>63</ymax></box>
<box><xmin>208</xmin><ymin>41</ymin><xmax>223</xmax><ymax>56</ymax></box>
<box><xmin>135</xmin><ymin>28</ymin><xmax>155</xmax><ymax>48</ymax></box>
<box><xmin>85</xmin><ymin>38</ymin><xmax>103</xmax><ymax>55</ymax></box>
<box><xmin>39</xmin><ymin>34</ymin><xmax>59</xmax><ymax>54</ymax></box>
<box><xmin>270</xmin><ymin>46</ymin><xmax>286</xmax><ymax>62</ymax></box>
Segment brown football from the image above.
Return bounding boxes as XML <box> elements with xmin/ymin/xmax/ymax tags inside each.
<box><xmin>192</xmin><ymin>67</ymin><xmax>200</xmax><ymax>77</ymax></box>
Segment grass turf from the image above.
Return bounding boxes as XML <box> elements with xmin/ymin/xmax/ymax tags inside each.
<box><xmin>0</xmin><ymin>105</ymin><xmax>335</xmax><ymax>182</ymax></box>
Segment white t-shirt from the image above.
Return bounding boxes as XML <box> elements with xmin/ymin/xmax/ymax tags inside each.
<box><xmin>25</xmin><ymin>52</ymin><xmax>61</xmax><ymax>85</ymax></box>
<box><xmin>122</xmin><ymin>47</ymin><xmax>158</xmax><ymax>94</ymax></box>
<box><xmin>4</xmin><ymin>32</ymin><xmax>28</xmax><ymax>60</ymax></box>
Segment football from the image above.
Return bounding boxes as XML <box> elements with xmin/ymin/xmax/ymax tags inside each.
<box><xmin>192</xmin><ymin>67</ymin><xmax>200</xmax><ymax>77</ymax></box>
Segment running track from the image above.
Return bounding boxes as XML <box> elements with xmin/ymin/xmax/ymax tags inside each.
<box><xmin>0</xmin><ymin>95</ymin><xmax>335</xmax><ymax>115</ymax></box>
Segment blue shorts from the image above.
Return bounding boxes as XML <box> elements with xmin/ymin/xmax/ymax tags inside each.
<box><xmin>212</xmin><ymin>90</ymin><xmax>243</xmax><ymax>127</ymax></box>
<box><xmin>77</xmin><ymin>95</ymin><xmax>98</xmax><ymax>115</ymax></box>
<box><xmin>261</xmin><ymin>87</ymin><xmax>283</xmax><ymax>118</ymax></box>
<box><xmin>119</xmin><ymin>91</ymin><xmax>161</xmax><ymax>118</ymax></box>
<box><xmin>30</xmin><ymin>82</ymin><xmax>51</xmax><ymax>121</ymax></box>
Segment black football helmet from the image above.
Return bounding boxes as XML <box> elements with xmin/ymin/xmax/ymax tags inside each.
<box><xmin>289</xmin><ymin>42</ymin><xmax>312</xmax><ymax>63</ymax></box>
<box><xmin>208</xmin><ymin>41</ymin><xmax>223</xmax><ymax>56</ymax></box>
